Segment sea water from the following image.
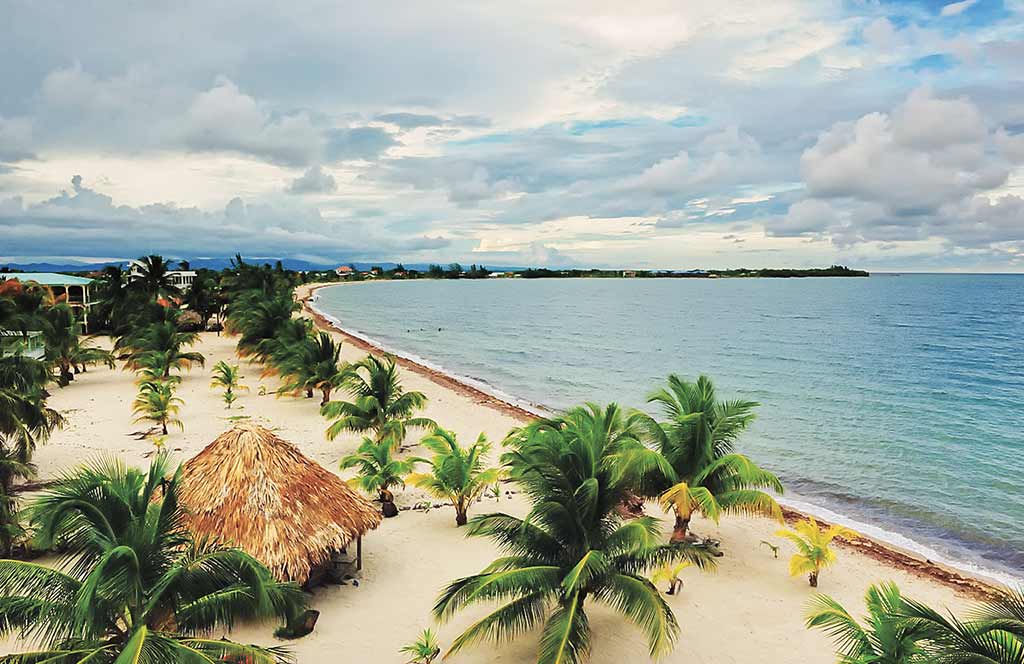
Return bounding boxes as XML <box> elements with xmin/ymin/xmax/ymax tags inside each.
<box><xmin>314</xmin><ymin>275</ymin><xmax>1024</xmax><ymax>584</ymax></box>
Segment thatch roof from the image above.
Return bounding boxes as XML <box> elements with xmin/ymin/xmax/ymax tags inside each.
<box><xmin>177</xmin><ymin>424</ymin><xmax>382</xmax><ymax>582</ymax></box>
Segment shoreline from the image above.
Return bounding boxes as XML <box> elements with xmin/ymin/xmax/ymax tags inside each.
<box><xmin>298</xmin><ymin>281</ymin><xmax>1009</xmax><ymax>600</ymax></box>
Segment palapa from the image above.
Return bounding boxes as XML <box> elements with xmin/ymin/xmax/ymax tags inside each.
<box><xmin>177</xmin><ymin>423</ymin><xmax>382</xmax><ymax>582</ymax></box>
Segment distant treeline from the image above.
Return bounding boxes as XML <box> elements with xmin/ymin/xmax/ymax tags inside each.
<box><xmin>515</xmin><ymin>265</ymin><xmax>869</xmax><ymax>279</ymax></box>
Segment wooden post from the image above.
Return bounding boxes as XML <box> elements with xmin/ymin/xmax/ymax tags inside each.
<box><xmin>356</xmin><ymin>536</ymin><xmax>362</xmax><ymax>571</ymax></box>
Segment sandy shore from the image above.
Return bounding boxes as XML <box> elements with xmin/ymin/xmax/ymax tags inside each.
<box><xmin>6</xmin><ymin>283</ymin><xmax>991</xmax><ymax>663</ymax></box>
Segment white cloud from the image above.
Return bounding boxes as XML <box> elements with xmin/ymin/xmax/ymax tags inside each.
<box><xmin>940</xmin><ymin>0</ymin><xmax>979</xmax><ymax>17</ymax></box>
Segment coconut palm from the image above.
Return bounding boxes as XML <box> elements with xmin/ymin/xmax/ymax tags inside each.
<box><xmin>339</xmin><ymin>437</ymin><xmax>415</xmax><ymax>503</ymax></box>
<box><xmin>0</xmin><ymin>354</ymin><xmax>62</xmax><ymax>471</ymax></box>
<box><xmin>211</xmin><ymin>360</ymin><xmax>249</xmax><ymax>409</ymax></box>
<box><xmin>807</xmin><ymin>582</ymin><xmax>931</xmax><ymax>663</ymax></box>
<box><xmin>0</xmin><ymin>454</ymin><xmax>304</xmax><ymax>663</ymax></box>
<box><xmin>322</xmin><ymin>354</ymin><xmax>435</xmax><ymax>446</ymax></box>
<box><xmin>41</xmin><ymin>304</ymin><xmax>113</xmax><ymax>386</ymax></box>
<box><xmin>277</xmin><ymin>331</ymin><xmax>345</xmax><ymax>406</ymax></box>
<box><xmin>776</xmin><ymin>517</ymin><xmax>857</xmax><ymax>587</ymax></box>
<box><xmin>130</xmin><ymin>254</ymin><xmax>182</xmax><ymax>301</ymax></box>
<box><xmin>118</xmin><ymin>320</ymin><xmax>204</xmax><ymax>376</ymax></box>
<box><xmin>629</xmin><ymin>374</ymin><xmax>783</xmax><ymax>542</ymax></box>
<box><xmin>407</xmin><ymin>428</ymin><xmax>503</xmax><ymax>526</ymax></box>
<box><xmin>400</xmin><ymin>628</ymin><xmax>442</xmax><ymax>664</ymax></box>
<box><xmin>435</xmin><ymin>402</ymin><xmax>716</xmax><ymax>664</ymax></box>
<box><xmin>651</xmin><ymin>561</ymin><xmax>693</xmax><ymax>596</ymax></box>
<box><xmin>256</xmin><ymin>318</ymin><xmax>313</xmax><ymax>380</ymax></box>
<box><xmin>132</xmin><ymin>380</ymin><xmax>183</xmax><ymax>435</ymax></box>
<box><xmin>225</xmin><ymin>293</ymin><xmax>299</xmax><ymax>357</ymax></box>
<box><xmin>899</xmin><ymin>588</ymin><xmax>1024</xmax><ymax>664</ymax></box>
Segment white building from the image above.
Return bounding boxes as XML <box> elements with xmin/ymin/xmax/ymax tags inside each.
<box><xmin>128</xmin><ymin>261</ymin><xmax>197</xmax><ymax>292</ymax></box>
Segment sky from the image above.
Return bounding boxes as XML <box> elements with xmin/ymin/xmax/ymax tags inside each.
<box><xmin>1</xmin><ymin>0</ymin><xmax>1023</xmax><ymax>271</ymax></box>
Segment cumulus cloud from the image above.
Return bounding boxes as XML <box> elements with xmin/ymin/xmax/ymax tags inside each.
<box><xmin>769</xmin><ymin>88</ymin><xmax>1024</xmax><ymax>253</ymax></box>
<box><xmin>287</xmin><ymin>165</ymin><xmax>337</xmax><ymax>194</ymax></box>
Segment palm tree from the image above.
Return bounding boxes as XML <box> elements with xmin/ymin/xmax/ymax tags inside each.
<box><xmin>434</xmin><ymin>402</ymin><xmax>716</xmax><ymax>663</ymax></box>
<box><xmin>400</xmin><ymin>628</ymin><xmax>442</xmax><ymax>664</ymax></box>
<box><xmin>277</xmin><ymin>331</ymin><xmax>345</xmax><ymax>406</ymax></box>
<box><xmin>130</xmin><ymin>254</ymin><xmax>182</xmax><ymax>301</ymax></box>
<box><xmin>132</xmin><ymin>380</ymin><xmax>183</xmax><ymax>435</ymax></box>
<box><xmin>118</xmin><ymin>320</ymin><xmax>205</xmax><ymax>376</ymax></box>
<box><xmin>0</xmin><ymin>354</ymin><xmax>62</xmax><ymax>471</ymax></box>
<box><xmin>339</xmin><ymin>437</ymin><xmax>415</xmax><ymax>515</ymax></box>
<box><xmin>322</xmin><ymin>354</ymin><xmax>435</xmax><ymax>446</ymax></box>
<box><xmin>407</xmin><ymin>428</ymin><xmax>502</xmax><ymax>526</ymax></box>
<box><xmin>629</xmin><ymin>374</ymin><xmax>783</xmax><ymax>542</ymax></box>
<box><xmin>184</xmin><ymin>272</ymin><xmax>219</xmax><ymax>330</ymax></box>
<box><xmin>0</xmin><ymin>448</ymin><xmax>34</xmax><ymax>557</ymax></box>
<box><xmin>650</xmin><ymin>561</ymin><xmax>693</xmax><ymax>596</ymax></box>
<box><xmin>256</xmin><ymin>318</ymin><xmax>313</xmax><ymax>378</ymax></box>
<box><xmin>225</xmin><ymin>293</ymin><xmax>299</xmax><ymax>357</ymax></box>
<box><xmin>211</xmin><ymin>360</ymin><xmax>249</xmax><ymax>408</ymax></box>
<box><xmin>0</xmin><ymin>454</ymin><xmax>304</xmax><ymax>662</ymax></box>
<box><xmin>806</xmin><ymin>582</ymin><xmax>931</xmax><ymax>663</ymax></box>
<box><xmin>776</xmin><ymin>517</ymin><xmax>857</xmax><ymax>587</ymax></box>
<box><xmin>41</xmin><ymin>304</ymin><xmax>113</xmax><ymax>386</ymax></box>
<box><xmin>899</xmin><ymin>587</ymin><xmax>1024</xmax><ymax>663</ymax></box>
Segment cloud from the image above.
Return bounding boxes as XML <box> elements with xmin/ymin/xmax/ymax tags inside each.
<box><xmin>940</xmin><ymin>0</ymin><xmax>979</xmax><ymax>17</ymax></box>
<box><xmin>374</xmin><ymin>112</ymin><xmax>491</xmax><ymax>130</ymax></box>
<box><xmin>287</xmin><ymin>165</ymin><xmax>337</xmax><ymax>194</ymax></box>
<box><xmin>0</xmin><ymin>1</ymin><xmax>1022</xmax><ymax>270</ymax></box>
<box><xmin>770</xmin><ymin>88</ymin><xmax>1024</xmax><ymax>253</ymax></box>
<box><xmin>0</xmin><ymin>175</ymin><xmax>450</xmax><ymax>260</ymax></box>
<box><xmin>325</xmin><ymin>127</ymin><xmax>399</xmax><ymax>161</ymax></box>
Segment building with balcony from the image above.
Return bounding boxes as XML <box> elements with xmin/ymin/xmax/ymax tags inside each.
<box><xmin>3</xmin><ymin>272</ymin><xmax>96</xmax><ymax>330</ymax></box>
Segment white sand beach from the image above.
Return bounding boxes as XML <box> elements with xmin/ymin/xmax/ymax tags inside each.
<box><xmin>15</xmin><ymin>294</ymin><xmax>984</xmax><ymax>664</ymax></box>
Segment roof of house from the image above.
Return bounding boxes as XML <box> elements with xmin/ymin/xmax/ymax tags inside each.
<box><xmin>3</xmin><ymin>272</ymin><xmax>94</xmax><ymax>286</ymax></box>
<box><xmin>176</xmin><ymin>424</ymin><xmax>382</xmax><ymax>582</ymax></box>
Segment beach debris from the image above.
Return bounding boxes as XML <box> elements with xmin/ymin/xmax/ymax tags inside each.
<box><xmin>760</xmin><ymin>540</ymin><xmax>780</xmax><ymax>558</ymax></box>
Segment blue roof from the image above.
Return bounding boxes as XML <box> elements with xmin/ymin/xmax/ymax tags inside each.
<box><xmin>4</xmin><ymin>272</ymin><xmax>94</xmax><ymax>286</ymax></box>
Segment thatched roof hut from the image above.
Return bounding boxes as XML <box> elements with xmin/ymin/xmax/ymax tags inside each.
<box><xmin>177</xmin><ymin>423</ymin><xmax>382</xmax><ymax>583</ymax></box>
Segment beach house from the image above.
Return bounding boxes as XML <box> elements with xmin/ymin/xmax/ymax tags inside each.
<box><xmin>3</xmin><ymin>272</ymin><xmax>97</xmax><ymax>330</ymax></box>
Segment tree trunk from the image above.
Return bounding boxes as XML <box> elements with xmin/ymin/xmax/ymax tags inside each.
<box><xmin>670</xmin><ymin>515</ymin><xmax>691</xmax><ymax>543</ymax></box>
<box><xmin>305</xmin><ymin>388</ymin><xmax>313</xmax><ymax>398</ymax></box>
<box><xmin>161</xmin><ymin>421</ymin><xmax>168</xmax><ymax>435</ymax></box>
<box><xmin>808</xmin><ymin>571</ymin><xmax>819</xmax><ymax>587</ymax></box>
<box><xmin>320</xmin><ymin>386</ymin><xmax>331</xmax><ymax>407</ymax></box>
<box><xmin>455</xmin><ymin>506</ymin><xmax>468</xmax><ymax>527</ymax></box>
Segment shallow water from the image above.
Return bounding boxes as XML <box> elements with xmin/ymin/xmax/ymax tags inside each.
<box><xmin>315</xmin><ymin>275</ymin><xmax>1024</xmax><ymax>583</ymax></box>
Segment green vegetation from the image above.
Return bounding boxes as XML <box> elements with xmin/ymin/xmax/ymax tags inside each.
<box><xmin>339</xmin><ymin>437</ymin><xmax>416</xmax><ymax>510</ymax></box>
<box><xmin>808</xmin><ymin>582</ymin><xmax>1024</xmax><ymax>663</ymax></box>
<box><xmin>407</xmin><ymin>428</ymin><xmax>503</xmax><ymax>526</ymax></box>
<box><xmin>629</xmin><ymin>374</ymin><xmax>783</xmax><ymax>542</ymax></box>
<box><xmin>0</xmin><ymin>454</ymin><xmax>304</xmax><ymax>662</ymax></box>
<box><xmin>435</xmin><ymin>402</ymin><xmax>717</xmax><ymax>663</ymax></box>
<box><xmin>210</xmin><ymin>360</ymin><xmax>249</xmax><ymax>408</ymax></box>
<box><xmin>321</xmin><ymin>354</ymin><xmax>436</xmax><ymax>446</ymax></box>
<box><xmin>776</xmin><ymin>517</ymin><xmax>858</xmax><ymax>587</ymax></box>
<box><xmin>132</xmin><ymin>380</ymin><xmax>184</xmax><ymax>435</ymax></box>
<box><xmin>277</xmin><ymin>330</ymin><xmax>345</xmax><ymax>406</ymax></box>
<box><xmin>41</xmin><ymin>303</ymin><xmax>113</xmax><ymax>386</ymax></box>
<box><xmin>400</xmin><ymin>628</ymin><xmax>442</xmax><ymax>664</ymax></box>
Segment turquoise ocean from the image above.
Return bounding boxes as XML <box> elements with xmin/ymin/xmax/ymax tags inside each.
<box><xmin>313</xmin><ymin>275</ymin><xmax>1024</xmax><ymax>584</ymax></box>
